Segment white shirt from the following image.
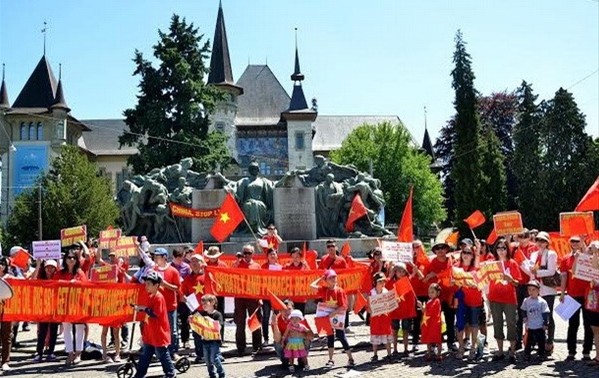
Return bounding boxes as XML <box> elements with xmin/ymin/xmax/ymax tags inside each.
<box><xmin>530</xmin><ymin>249</ymin><xmax>558</xmax><ymax>297</ymax></box>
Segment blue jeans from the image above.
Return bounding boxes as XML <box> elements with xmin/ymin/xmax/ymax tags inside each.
<box><xmin>167</xmin><ymin>310</ymin><xmax>179</xmax><ymax>356</ymax></box>
<box><xmin>203</xmin><ymin>340</ymin><xmax>225</xmax><ymax>378</ymax></box>
<box><xmin>134</xmin><ymin>344</ymin><xmax>175</xmax><ymax>378</ymax></box>
<box><xmin>192</xmin><ymin>331</ymin><xmax>204</xmax><ymax>360</ymax></box>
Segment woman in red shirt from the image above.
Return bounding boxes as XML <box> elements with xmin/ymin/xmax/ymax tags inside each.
<box><xmin>54</xmin><ymin>249</ymin><xmax>88</xmax><ymax>366</ymax></box>
<box><xmin>455</xmin><ymin>246</ymin><xmax>482</xmax><ymax>360</ymax></box>
<box><xmin>261</xmin><ymin>249</ymin><xmax>283</xmax><ymax>345</ymax></box>
<box><xmin>284</xmin><ymin>248</ymin><xmax>310</xmax><ymax>315</ymax></box>
<box><xmin>487</xmin><ymin>238</ymin><xmax>521</xmax><ymax>363</ymax></box>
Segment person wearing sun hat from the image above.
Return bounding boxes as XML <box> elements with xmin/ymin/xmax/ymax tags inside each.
<box><xmin>529</xmin><ymin>231</ymin><xmax>558</xmax><ymax>356</ymax></box>
<box><xmin>423</xmin><ymin>240</ymin><xmax>457</xmax><ymax>352</ymax></box>
<box><xmin>282</xmin><ymin>309</ymin><xmax>312</xmax><ymax>373</ymax></box>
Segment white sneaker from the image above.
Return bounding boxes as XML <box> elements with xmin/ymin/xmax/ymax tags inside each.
<box><xmin>2</xmin><ymin>363</ymin><xmax>11</xmax><ymax>371</ymax></box>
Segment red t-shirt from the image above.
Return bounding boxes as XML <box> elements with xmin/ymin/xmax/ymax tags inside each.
<box><xmin>516</xmin><ymin>243</ymin><xmax>539</xmax><ymax>284</ymax></box>
<box><xmin>283</xmin><ymin>261</ymin><xmax>308</xmax><ymax>271</ymax></box>
<box><xmin>80</xmin><ymin>255</ymin><xmax>95</xmax><ymax>276</ymax></box>
<box><xmin>459</xmin><ymin>265</ymin><xmax>483</xmax><ymax>307</ymax></box>
<box><xmin>560</xmin><ymin>253</ymin><xmax>588</xmax><ymax>297</ymax></box>
<box><xmin>206</xmin><ymin>259</ymin><xmax>228</xmax><ymax>268</ymax></box>
<box><xmin>317</xmin><ymin>286</ymin><xmax>347</xmax><ymax>309</ymax></box>
<box><xmin>276</xmin><ymin>314</ymin><xmax>312</xmax><ymax>335</ymax></box>
<box><xmin>142</xmin><ymin>291</ymin><xmax>171</xmax><ymax>347</ymax></box>
<box><xmin>54</xmin><ymin>269</ymin><xmax>88</xmax><ymax>282</ymax></box>
<box><xmin>408</xmin><ymin>263</ymin><xmax>429</xmax><ymax>298</ymax></box>
<box><xmin>386</xmin><ymin>278</ymin><xmax>417</xmax><ymax>320</ymax></box>
<box><xmin>181</xmin><ymin>271</ymin><xmax>206</xmax><ymax>311</ymax></box>
<box><xmin>318</xmin><ymin>255</ymin><xmax>348</xmax><ymax>270</ymax></box>
<box><xmin>423</xmin><ymin>257</ymin><xmax>455</xmax><ymax>304</ymax></box>
<box><xmin>261</xmin><ymin>235</ymin><xmax>280</xmax><ymax>253</ymax></box>
<box><xmin>488</xmin><ymin>259</ymin><xmax>521</xmax><ymax>305</ymax></box>
<box><xmin>154</xmin><ymin>265</ymin><xmax>181</xmax><ymax>312</ymax></box>
<box><xmin>233</xmin><ymin>259</ymin><xmax>261</xmax><ymax>270</ymax></box>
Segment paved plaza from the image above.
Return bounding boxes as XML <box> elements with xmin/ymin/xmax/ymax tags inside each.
<box><xmin>5</xmin><ymin>309</ymin><xmax>597</xmax><ymax>378</ymax></box>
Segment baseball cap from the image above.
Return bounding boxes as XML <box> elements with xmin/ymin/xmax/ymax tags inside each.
<box><xmin>153</xmin><ymin>247</ymin><xmax>168</xmax><ymax>256</ymax></box>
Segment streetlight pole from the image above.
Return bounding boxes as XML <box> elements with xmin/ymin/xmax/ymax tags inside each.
<box><xmin>38</xmin><ymin>185</ymin><xmax>42</xmax><ymax>241</ymax></box>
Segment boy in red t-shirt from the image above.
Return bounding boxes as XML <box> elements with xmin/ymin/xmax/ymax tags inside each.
<box><xmin>133</xmin><ymin>271</ymin><xmax>176</xmax><ymax>378</ymax></box>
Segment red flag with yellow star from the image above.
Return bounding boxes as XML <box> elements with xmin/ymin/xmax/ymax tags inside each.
<box><xmin>397</xmin><ymin>186</ymin><xmax>414</xmax><ymax>242</ymax></box>
<box><xmin>314</xmin><ymin>316</ymin><xmax>334</xmax><ymax>336</ymax></box>
<box><xmin>353</xmin><ymin>292</ymin><xmax>368</xmax><ymax>314</ymax></box>
<box><xmin>392</xmin><ymin>276</ymin><xmax>416</xmax><ymax>319</ymax></box>
<box><xmin>421</xmin><ymin>297</ymin><xmax>442</xmax><ymax>344</ymax></box>
<box><xmin>247</xmin><ymin>308</ymin><xmax>261</xmax><ymax>333</ymax></box>
<box><xmin>345</xmin><ymin>194</ymin><xmax>368</xmax><ymax>232</ymax></box>
<box><xmin>210</xmin><ymin>193</ymin><xmax>245</xmax><ymax>243</ymax></box>
<box><xmin>194</xmin><ymin>240</ymin><xmax>204</xmax><ymax>255</ymax></box>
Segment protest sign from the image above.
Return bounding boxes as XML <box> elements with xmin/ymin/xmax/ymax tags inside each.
<box><xmin>451</xmin><ymin>267</ymin><xmax>476</xmax><ymax>288</ymax></box>
<box><xmin>573</xmin><ymin>253</ymin><xmax>599</xmax><ymax>282</ymax></box>
<box><xmin>32</xmin><ymin>240</ymin><xmax>61</xmax><ymax>260</ymax></box>
<box><xmin>60</xmin><ymin>225</ymin><xmax>87</xmax><ymax>247</ymax></box>
<box><xmin>189</xmin><ymin>313</ymin><xmax>221</xmax><ymax>340</ymax></box>
<box><xmin>560</xmin><ymin>212</ymin><xmax>595</xmax><ymax>236</ymax></box>
<box><xmin>90</xmin><ymin>265</ymin><xmax>118</xmax><ymax>282</ymax></box>
<box><xmin>2</xmin><ymin>279</ymin><xmax>145</xmax><ymax>325</ymax></box>
<box><xmin>98</xmin><ymin>228</ymin><xmax>122</xmax><ymax>250</ymax></box>
<box><xmin>115</xmin><ymin>237</ymin><xmax>137</xmax><ymax>257</ymax></box>
<box><xmin>316</xmin><ymin>303</ymin><xmax>345</xmax><ymax>330</ymax></box>
<box><xmin>493</xmin><ymin>212</ymin><xmax>523</xmax><ymax>236</ymax></box>
<box><xmin>205</xmin><ymin>265</ymin><xmax>369</xmax><ymax>301</ymax></box>
<box><xmin>381</xmin><ymin>241</ymin><xmax>413</xmax><ymax>263</ymax></box>
<box><xmin>473</xmin><ymin>260</ymin><xmax>505</xmax><ymax>289</ymax></box>
<box><xmin>368</xmin><ymin>289</ymin><xmax>399</xmax><ymax>317</ymax></box>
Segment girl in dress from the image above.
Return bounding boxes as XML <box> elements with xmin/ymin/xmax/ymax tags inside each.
<box><xmin>282</xmin><ymin>310</ymin><xmax>313</xmax><ymax>372</ymax></box>
<box><xmin>421</xmin><ymin>283</ymin><xmax>443</xmax><ymax>361</ymax></box>
<box><xmin>368</xmin><ymin>272</ymin><xmax>393</xmax><ymax>361</ymax></box>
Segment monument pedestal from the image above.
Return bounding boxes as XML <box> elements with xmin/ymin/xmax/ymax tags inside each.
<box><xmin>273</xmin><ymin>187</ymin><xmax>317</xmax><ymax>241</ymax></box>
<box><xmin>191</xmin><ymin>189</ymin><xmax>226</xmax><ymax>242</ymax></box>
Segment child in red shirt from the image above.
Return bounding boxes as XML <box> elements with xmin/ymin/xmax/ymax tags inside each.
<box><xmin>387</xmin><ymin>263</ymin><xmax>417</xmax><ymax>356</ymax></box>
<box><xmin>368</xmin><ymin>272</ymin><xmax>393</xmax><ymax>361</ymax></box>
<box><xmin>133</xmin><ymin>271</ymin><xmax>176</xmax><ymax>378</ymax></box>
<box><xmin>421</xmin><ymin>283</ymin><xmax>443</xmax><ymax>361</ymax></box>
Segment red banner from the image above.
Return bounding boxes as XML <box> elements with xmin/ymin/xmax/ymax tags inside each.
<box><xmin>169</xmin><ymin>203</ymin><xmax>218</xmax><ymax>218</ymax></box>
<box><xmin>90</xmin><ymin>265</ymin><xmax>118</xmax><ymax>282</ymax></box>
<box><xmin>216</xmin><ymin>251</ymin><xmax>318</xmax><ymax>270</ymax></box>
<box><xmin>205</xmin><ymin>266</ymin><xmax>369</xmax><ymax>300</ymax></box>
<box><xmin>2</xmin><ymin>279</ymin><xmax>146</xmax><ymax>326</ymax></box>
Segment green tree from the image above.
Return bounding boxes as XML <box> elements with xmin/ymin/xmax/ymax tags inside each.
<box><xmin>119</xmin><ymin>14</ymin><xmax>230</xmax><ymax>175</ymax></box>
<box><xmin>449</xmin><ymin>30</ymin><xmax>486</xmax><ymax>232</ymax></box>
<box><xmin>478</xmin><ymin>127</ymin><xmax>507</xmax><ymax>236</ymax></box>
<box><xmin>434</xmin><ymin>118</ymin><xmax>456</xmax><ymax>224</ymax></box>
<box><xmin>5</xmin><ymin>146</ymin><xmax>119</xmax><ymax>248</ymax></box>
<box><xmin>513</xmin><ymin>81</ymin><xmax>544</xmax><ymax>227</ymax></box>
<box><xmin>330</xmin><ymin>122</ymin><xmax>446</xmax><ymax>234</ymax></box>
<box><xmin>538</xmin><ymin>88</ymin><xmax>596</xmax><ymax>229</ymax></box>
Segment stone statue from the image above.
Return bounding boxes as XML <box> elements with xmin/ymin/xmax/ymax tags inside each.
<box><xmin>116</xmin><ymin>180</ymin><xmax>141</xmax><ymax>234</ymax></box>
<box><xmin>288</xmin><ymin>154</ymin><xmax>359</xmax><ymax>187</ymax></box>
<box><xmin>215</xmin><ymin>162</ymin><xmax>275</xmax><ymax>236</ymax></box>
<box><xmin>315</xmin><ymin>173</ymin><xmax>346</xmax><ymax>237</ymax></box>
<box><xmin>169</xmin><ymin>177</ymin><xmax>193</xmax><ymax>241</ymax></box>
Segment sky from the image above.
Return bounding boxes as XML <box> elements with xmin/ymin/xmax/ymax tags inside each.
<box><xmin>1</xmin><ymin>0</ymin><xmax>598</xmax><ymax>144</ymax></box>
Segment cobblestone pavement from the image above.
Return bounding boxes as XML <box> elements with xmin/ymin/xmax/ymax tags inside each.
<box><xmin>4</xmin><ymin>311</ymin><xmax>597</xmax><ymax>378</ymax></box>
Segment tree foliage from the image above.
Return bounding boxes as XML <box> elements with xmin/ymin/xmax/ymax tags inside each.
<box><xmin>5</xmin><ymin>146</ymin><xmax>119</xmax><ymax>248</ymax></box>
<box><xmin>119</xmin><ymin>14</ymin><xmax>230</xmax><ymax>175</ymax></box>
<box><xmin>433</xmin><ymin>118</ymin><xmax>456</xmax><ymax>224</ymax></box>
<box><xmin>330</xmin><ymin>122</ymin><xmax>446</xmax><ymax>234</ymax></box>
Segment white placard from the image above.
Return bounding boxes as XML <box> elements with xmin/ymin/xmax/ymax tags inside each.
<box><xmin>381</xmin><ymin>241</ymin><xmax>413</xmax><ymax>263</ymax></box>
<box><xmin>316</xmin><ymin>302</ymin><xmax>345</xmax><ymax>330</ymax></box>
<box><xmin>554</xmin><ymin>295</ymin><xmax>582</xmax><ymax>321</ymax></box>
<box><xmin>368</xmin><ymin>289</ymin><xmax>399</xmax><ymax>317</ymax></box>
<box><xmin>268</xmin><ymin>264</ymin><xmax>282</xmax><ymax>271</ymax></box>
<box><xmin>258</xmin><ymin>239</ymin><xmax>269</xmax><ymax>248</ymax></box>
<box><xmin>185</xmin><ymin>293</ymin><xmax>200</xmax><ymax>312</ymax></box>
<box><xmin>573</xmin><ymin>254</ymin><xmax>599</xmax><ymax>282</ymax></box>
<box><xmin>32</xmin><ymin>240</ymin><xmax>62</xmax><ymax>260</ymax></box>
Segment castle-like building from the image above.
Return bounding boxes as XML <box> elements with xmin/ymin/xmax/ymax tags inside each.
<box><xmin>1</xmin><ymin>2</ymin><xmax>430</xmax><ymax>222</ymax></box>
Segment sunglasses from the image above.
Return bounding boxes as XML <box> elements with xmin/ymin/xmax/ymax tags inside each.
<box><xmin>243</xmin><ymin>251</ymin><xmax>253</xmax><ymax>255</ymax></box>
<box><xmin>496</xmin><ymin>246</ymin><xmax>507</xmax><ymax>251</ymax></box>
<box><xmin>66</xmin><ymin>256</ymin><xmax>77</xmax><ymax>260</ymax></box>
<box><xmin>326</xmin><ymin>245</ymin><xmax>336</xmax><ymax>249</ymax></box>
<box><xmin>535</xmin><ymin>238</ymin><xmax>547</xmax><ymax>242</ymax></box>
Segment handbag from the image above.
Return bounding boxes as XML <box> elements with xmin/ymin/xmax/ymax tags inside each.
<box><xmin>538</xmin><ymin>250</ymin><xmax>561</xmax><ymax>288</ymax></box>
<box><xmin>584</xmin><ymin>287</ymin><xmax>599</xmax><ymax>312</ymax></box>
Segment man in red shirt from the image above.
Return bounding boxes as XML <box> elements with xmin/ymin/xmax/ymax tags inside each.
<box><xmin>152</xmin><ymin>248</ymin><xmax>181</xmax><ymax>360</ymax></box>
<box><xmin>181</xmin><ymin>254</ymin><xmax>207</xmax><ymax>363</ymax></box>
<box><xmin>514</xmin><ymin>229</ymin><xmax>539</xmax><ymax>349</ymax></box>
<box><xmin>560</xmin><ymin>236</ymin><xmax>593</xmax><ymax>361</ymax></box>
<box><xmin>318</xmin><ymin>240</ymin><xmax>348</xmax><ymax>270</ymax></box>
<box><xmin>133</xmin><ymin>271</ymin><xmax>176</xmax><ymax>378</ymax></box>
<box><xmin>260</xmin><ymin>223</ymin><xmax>283</xmax><ymax>253</ymax></box>
<box><xmin>232</xmin><ymin>244</ymin><xmax>262</xmax><ymax>356</ymax></box>
<box><xmin>423</xmin><ymin>241</ymin><xmax>457</xmax><ymax>352</ymax></box>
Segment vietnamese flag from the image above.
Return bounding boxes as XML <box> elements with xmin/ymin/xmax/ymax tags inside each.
<box><xmin>397</xmin><ymin>187</ymin><xmax>414</xmax><ymax>242</ymax></box>
<box><xmin>340</xmin><ymin>242</ymin><xmax>351</xmax><ymax>258</ymax></box>
<box><xmin>353</xmin><ymin>292</ymin><xmax>368</xmax><ymax>314</ymax></box>
<box><xmin>575</xmin><ymin>177</ymin><xmax>599</xmax><ymax>212</ymax></box>
<box><xmin>415</xmin><ymin>246</ymin><xmax>430</xmax><ymax>269</ymax></box>
<box><xmin>345</xmin><ymin>194</ymin><xmax>368</xmax><ymax>232</ymax></box>
<box><xmin>247</xmin><ymin>308</ymin><xmax>261</xmax><ymax>333</ymax></box>
<box><xmin>513</xmin><ymin>249</ymin><xmax>527</xmax><ymax>266</ymax></box>
<box><xmin>436</xmin><ymin>267</ymin><xmax>452</xmax><ymax>287</ymax></box>
<box><xmin>394</xmin><ymin>277</ymin><xmax>417</xmax><ymax>319</ymax></box>
<box><xmin>314</xmin><ymin>316</ymin><xmax>334</xmax><ymax>336</ymax></box>
<box><xmin>464</xmin><ymin>210</ymin><xmax>486</xmax><ymax>229</ymax></box>
<box><xmin>487</xmin><ymin>229</ymin><xmax>498</xmax><ymax>245</ymax></box>
<box><xmin>10</xmin><ymin>248</ymin><xmax>31</xmax><ymax>270</ymax></box>
<box><xmin>194</xmin><ymin>240</ymin><xmax>204</xmax><ymax>255</ymax></box>
<box><xmin>395</xmin><ymin>276</ymin><xmax>415</xmax><ymax>298</ymax></box>
<box><xmin>210</xmin><ymin>193</ymin><xmax>245</xmax><ymax>243</ymax></box>
<box><xmin>421</xmin><ymin>298</ymin><xmax>442</xmax><ymax>344</ymax></box>
<box><xmin>268</xmin><ymin>291</ymin><xmax>287</xmax><ymax>311</ymax></box>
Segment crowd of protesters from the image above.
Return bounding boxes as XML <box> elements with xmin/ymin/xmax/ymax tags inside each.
<box><xmin>0</xmin><ymin>224</ymin><xmax>598</xmax><ymax>376</ymax></box>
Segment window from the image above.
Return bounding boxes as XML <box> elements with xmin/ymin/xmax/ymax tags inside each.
<box><xmin>29</xmin><ymin>122</ymin><xmax>35</xmax><ymax>140</ymax></box>
<box><xmin>20</xmin><ymin>122</ymin><xmax>27</xmax><ymax>140</ymax></box>
<box><xmin>37</xmin><ymin>122</ymin><xmax>43</xmax><ymax>140</ymax></box>
<box><xmin>215</xmin><ymin>122</ymin><xmax>225</xmax><ymax>133</ymax></box>
<box><xmin>295</xmin><ymin>132</ymin><xmax>305</xmax><ymax>150</ymax></box>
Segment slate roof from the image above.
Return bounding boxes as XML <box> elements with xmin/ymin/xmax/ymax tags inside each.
<box><xmin>81</xmin><ymin>119</ymin><xmax>138</xmax><ymax>156</ymax></box>
<box><xmin>12</xmin><ymin>56</ymin><xmax>58</xmax><ymax>109</ymax></box>
<box><xmin>207</xmin><ymin>1</ymin><xmax>235</xmax><ymax>86</ymax></box>
<box><xmin>0</xmin><ymin>79</ymin><xmax>9</xmax><ymax>109</ymax></box>
<box><xmin>312</xmin><ymin>115</ymin><xmax>416</xmax><ymax>152</ymax></box>
<box><xmin>235</xmin><ymin>65</ymin><xmax>290</xmax><ymax>125</ymax></box>
<box><xmin>422</xmin><ymin>127</ymin><xmax>435</xmax><ymax>159</ymax></box>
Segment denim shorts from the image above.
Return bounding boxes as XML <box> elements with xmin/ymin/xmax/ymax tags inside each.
<box><xmin>391</xmin><ymin>319</ymin><xmax>413</xmax><ymax>331</ymax></box>
<box><xmin>465</xmin><ymin>306</ymin><xmax>482</xmax><ymax>327</ymax></box>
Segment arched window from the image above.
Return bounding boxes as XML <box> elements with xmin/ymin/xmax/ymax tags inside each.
<box><xmin>28</xmin><ymin>122</ymin><xmax>35</xmax><ymax>140</ymax></box>
<box><xmin>20</xmin><ymin>122</ymin><xmax>27</xmax><ymax>140</ymax></box>
<box><xmin>37</xmin><ymin>122</ymin><xmax>43</xmax><ymax>140</ymax></box>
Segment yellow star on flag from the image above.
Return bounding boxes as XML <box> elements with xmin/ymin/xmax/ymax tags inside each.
<box><xmin>193</xmin><ymin>282</ymin><xmax>204</xmax><ymax>294</ymax></box>
<box><xmin>397</xmin><ymin>294</ymin><xmax>405</xmax><ymax>302</ymax></box>
<box><xmin>268</xmin><ymin>242</ymin><xmax>274</xmax><ymax>249</ymax></box>
<box><xmin>421</xmin><ymin>313</ymin><xmax>430</xmax><ymax>326</ymax></box>
<box><xmin>326</xmin><ymin>298</ymin><xmax>337</xmax><ymax>307</ymax></box>
<box><xmin>219</xmin><ymin>212</ymin><xmax>230</xmax><ymax>223</ymax></box>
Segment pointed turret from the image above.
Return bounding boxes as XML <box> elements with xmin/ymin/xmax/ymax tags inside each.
<box><xmin>51</xmin><ymin>64</ymin><xmax>70</xmax><ymax>112</ymax></box>
<box><xmin>207</xmin><ymin>1</ymin><xmax>243</xmax><ymax>95</ymax></box>
<box><xmin>422</xmin><ymin>127</ymin><xmax>435</xmax><ymax>160</ymax></box>
<box><xmin>291</xmin><ymin>41</ymin><xmax>304</xmax><ymax>82</ymax></box>
<box><xmin>285</xmin><ymin>30</ymin><xmax>313</xmax><ymax>114</ymax></box>
<box><xmin>0</xmin><ymin>64</ymin><xmax>9</xmax><ymax>109</ymax></box>
<box><xmin>12</xmin><ymin>55</ymin><xmax>58</xmax><ymax>109</ymax></box>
